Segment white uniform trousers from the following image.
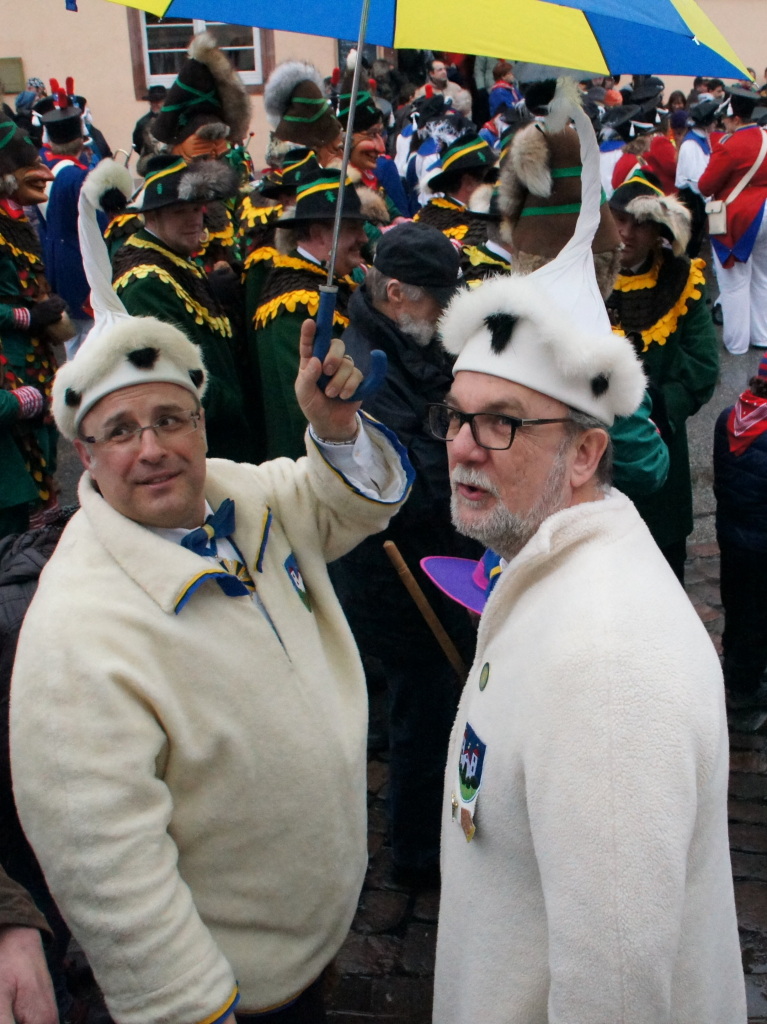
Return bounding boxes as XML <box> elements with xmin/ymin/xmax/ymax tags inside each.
<box><xmin>712</xmin><ymin>204</ymin><xmax>767</xmax><ymax>354</ymax></box>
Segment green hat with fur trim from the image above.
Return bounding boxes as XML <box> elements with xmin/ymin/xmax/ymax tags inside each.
<box><xmin>609</xmin><ymin>171</ymin><xmax>691</xmax><ymax>256</ymax></box>
<box><xmin>134</xmin><ymin>154</ymin><xmax>238</xmax><ymax>212</ymax></box>
<box><xmin>265</xmin><ymin>61</ymin><xmax>342</xmax><ymax>151</ymax></box>
<box><xmin>0</xmin><ymin>120</ymin><xmax>40</xmax><ymax>195</ymax></box>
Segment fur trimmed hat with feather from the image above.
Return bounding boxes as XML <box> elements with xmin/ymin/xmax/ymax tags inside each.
<box><xmin>608</xmin><ymin>171</ymin><xmax>691</xmax><ymax>256</ymax></box>
<box><xmin>438</xmin><ymin>79</ymin><xmax>646</xmax><ymax>426</ymax></box>
<box><xmin>264</xmin><ymin>60</ymin><xmax>341</xmax><ymax>152</ymax></box>
<box><xmin>152</xmin><ymin>32</ymin><xmax>250</xmax><ymax>147</ymax></box>
<box><xmin>52</xmin><ymin>158</ymin><xmax>206</xmax><ymax>441</ymax></box>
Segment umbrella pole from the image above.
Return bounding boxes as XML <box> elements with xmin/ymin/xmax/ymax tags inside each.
<box><xmin>315</xmin><ymin>0</ymin><xmax>388</xmax><ymax>405</ymax></box>
<box><xmin>325</xmin><ymin>0</ymin><xmax>372</xmax><ymax>287</ymax></box>
<box><xmin>383</xmin><ymin>541</ymin><xmax>469</xmax><ymax>683</ymax></box>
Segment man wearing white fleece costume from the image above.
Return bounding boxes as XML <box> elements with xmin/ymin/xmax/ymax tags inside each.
<box><xmin>9</xmin><ymin>162</ymin><xmax>413</xmax><ymax>1024</ymax></box>
<box><xmin>429</xmin><ymin>269</ymin><xmax>746</xmax><ymax>1023</ymax></box>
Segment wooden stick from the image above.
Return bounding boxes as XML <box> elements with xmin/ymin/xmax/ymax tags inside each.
<box><xmin>383</xmin><ymin>540</ymin><xmax>468</xmax><ymax>682</ymax></box>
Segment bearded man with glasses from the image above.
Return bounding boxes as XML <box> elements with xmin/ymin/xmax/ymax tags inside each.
<box><xmin>429</xmin><ymin>273</ymin><xmax>746</xmax><ymax>1024</ymax></box>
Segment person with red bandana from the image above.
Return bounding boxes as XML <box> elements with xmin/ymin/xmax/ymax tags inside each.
<box><xmin>0</xmin><ymin>118</ymin><xmax>69</xmax><ymax>538</ymax></box>
<box><xmin>714</xmin><ymin>353</ymin><xmax>767</xmax><ymax>720</ymax></box>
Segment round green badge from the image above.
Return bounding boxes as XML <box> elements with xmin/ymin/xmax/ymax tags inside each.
<box><xmin>479</xmin><ymin>663</ymin><xmax>490</xmax><ymax>691</ymax></box>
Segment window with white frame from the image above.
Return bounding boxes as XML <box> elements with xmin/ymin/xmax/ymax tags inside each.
<box><xmin>141</xmin><ymin>14</ymin><xmax>264</xmax><ymax>87</ymax></box>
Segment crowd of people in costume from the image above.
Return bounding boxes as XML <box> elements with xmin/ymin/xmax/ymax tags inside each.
<box><xmin>0</xmin><ymin>35</ymin><xmax>767</xmax><ymax>1024</ymax></box>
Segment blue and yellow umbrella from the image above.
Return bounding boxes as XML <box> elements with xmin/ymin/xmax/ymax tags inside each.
<box><xmin>105</xmin><ymin>0</ymin><xmax>748</xmax><ymax>79</ymax></box>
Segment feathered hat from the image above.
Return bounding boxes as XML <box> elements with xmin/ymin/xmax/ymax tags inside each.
<box><xmin>264</xmin><ymin>60</ymin><xmax>341</xmax><ymax>154</ymax></box>
<box><xmin>152</xmin><ymin>32</ymin><xmax>251</xmax><ymax>147</ymax></box>
<box><xmin>42</xmin><ymin>78</ymin><xmax>84</xmax><ymax>145</ymax></box>
<box><xmin>52</xmin><ymin>158</ymin><xmax>207</xmax><ymax>441</ymax></box>
<box><xmin>438</xmin><ymin>81</ymin><xmax>646</xmax><ymax>426</ymax></box>
<box><xmin>608</xmin><ymin>171</ymin><xmax>691</xmax><ymax>256</ymax></box>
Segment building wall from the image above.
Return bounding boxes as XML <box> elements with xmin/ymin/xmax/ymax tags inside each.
<box><xmin>0</xmin><ymin>0</ymin><xmax>336</xmax><ymax>170</ymax></box>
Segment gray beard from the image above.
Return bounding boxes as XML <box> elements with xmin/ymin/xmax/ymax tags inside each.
<box><xmin>450</xmin><ymin>455</ymin><xmax>569</xmax><ymax>561</ymax></box>
<box><xmin>396</xmin><ymin>313</ymin><xmax>436</xmax><ymax>348</ymax></box>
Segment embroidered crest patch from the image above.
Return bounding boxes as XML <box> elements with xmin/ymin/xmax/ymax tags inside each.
<box><xmin>284</xmin><ymin>553</ymin><xmax>312</xmax><ymax>611</ymax></box>
<box><xmin>458</xmin><ymin>722</ymin><xmax>486</xmax><ymax>804</ymax></box>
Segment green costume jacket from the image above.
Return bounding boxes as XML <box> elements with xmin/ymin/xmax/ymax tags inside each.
<box><xmin>113</xmin><ymin>229</ymin><xmax>257</xmax><ymax>463</ymax></box>
<box><xmin>253</xmin><ymin>250</ymin><xmax>356</xmax><ymax>461</ymax></box>
<box><xmin>0</xmin><ymin>205</ymin><xmax>59</xmax><ymax>527</ymax></box>
<box><xmin>607</xmin><ymin>253</ymin><xmax>719</xmax><ymax>548</ymax></box>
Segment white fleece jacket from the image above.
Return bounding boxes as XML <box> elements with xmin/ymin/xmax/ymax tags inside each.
<box><xmin>434</xmin><ymin>489</ymin><xmax>745</xmax><ymax>1024</ymax></box>
<box><xmin>11</xmin><ymin>429</ymin><xmax>410</xmax><ymax>1024</ymax></box>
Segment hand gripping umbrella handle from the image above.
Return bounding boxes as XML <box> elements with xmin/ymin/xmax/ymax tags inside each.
<box><xmin>314</xmin><ymin>285</ymin><xmax>387</xmax><ymax>402</ymax></box>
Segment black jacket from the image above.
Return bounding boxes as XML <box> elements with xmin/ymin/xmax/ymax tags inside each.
<box><xmin>714</xmin><ymin>407</ymin><xmax>767</xmax><ymax>553</ymax></box>
<box><xmin>0</xmin><ymin>510</ymin><xmax>75</xmax><ymax>872</ymax></box>
<box><xmin>332</xmin><ymin>285</ymin><xmax>479</xmax><ymax>648</ymax></box>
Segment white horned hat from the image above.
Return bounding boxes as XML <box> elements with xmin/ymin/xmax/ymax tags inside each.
<box><xmin>52</xmin><ymin>158</ymin><xmax>207</xmax><ymax>441</ymax></box>
<box><xmin>439</xmin><ymin>79</ymin><xmax>646</xmax><ymax>427</ymax></box>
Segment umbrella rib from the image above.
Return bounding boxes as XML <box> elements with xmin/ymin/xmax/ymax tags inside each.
<box><xmin>580</xmin><ymin>11</ymin><xmax>610</xmax><ymax>75</ymax></box>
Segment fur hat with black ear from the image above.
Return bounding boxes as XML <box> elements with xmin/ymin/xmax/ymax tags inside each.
<box><xmin>264</xmin><ymin>60</ymin><xmax>342</xmax><ymax>153</ymax></box>
<box><xmin>52</xmin><ymin>160</ymin><xmax>207</xmax><ymax>441</ymax></box>
<box><xmin>439</xmin><ymin>274</ymin><xmax>645</xmax><ymax>425</ymax></box>
<box><xmin>152</xmin><ymin>32</ymin><xmax>251</xmax><ymax>147</ymax></box>
<box><xmin>609</xmin><ymin>171</ymin><xmax>691</xmax><ymax>256</ymax></box>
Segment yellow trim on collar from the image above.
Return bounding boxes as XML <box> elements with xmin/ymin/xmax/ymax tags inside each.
<box><xmin>614</xmin><ymin>259</ymin><xmax>661</xmax><ymax>291</ymax></box>
<box><xmin>464</xmin><ymin>245</ymin><xmax>509</xmax><ymax>269</ymax></box>
<box><xmin>243</xmin><ymin>245</ymin><xmax>279</xmax><ymax>272</ymax></box>
<box><xmin>254</xmin><ymin>289</ymin><xmax>350</xmax><ymax>329</ymax></box>
<box><xmin>127</xmin><ymin>233</ymin><xmax>204</xmax><ymax>274</ymax></box>
<box><xmin>114</xmin><ymin>265</ymin><xmax>233</xmax><ymax>338</ymax></box>
<box><xmin>619</xmin><ymin>258</ymin><xmax>706</xmax><ymax>352</ymax></box>
<box><xmin>174</xmin><ymin>569</ymin><xmax>229</xmax><ymax>611</ymax></box>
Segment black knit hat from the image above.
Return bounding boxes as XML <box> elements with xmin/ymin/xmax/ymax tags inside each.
<box><xmin>428</xmin><ymin>132</ymin><xmax>497</xmax><ymax>193</ymax></box>
<box><xmin>136</xmin><ymin>155</ymin><xmax>238</xmax><ymax>211</ymax></box>
<box><xmin>276</xmin><ymin>167</ymin><xmax>365</xmax><ymax>225</ymax></box>
<box><xmin>374</xmin><ymin>222</ymin><xmax>461</xmax><ymax>306</ymax></box>
<box><xmin>258</xmin><ymin>148</ymin><xmax>320</xmax><ymax>199</ymax></box>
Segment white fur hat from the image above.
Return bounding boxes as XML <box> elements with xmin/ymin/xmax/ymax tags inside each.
<box><xmin>439</xmin><ymin>274</ymin><xmax>645</xmax><ymax>425</ymax></box>
<box><xmin>51</xmin><ymin>159</ymin><xmax>207</xmax><ymax>441</ymax></box>
<box><xmin>438</xmin><ymin>79</ymin><xmax>645</xmax><ymax>427</ymax></box>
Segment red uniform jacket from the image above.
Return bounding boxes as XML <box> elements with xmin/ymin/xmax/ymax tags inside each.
<box><xmin>699</xmin><ymin>122</ymin><xmax>767</xmax><ymax>266</ymax></box>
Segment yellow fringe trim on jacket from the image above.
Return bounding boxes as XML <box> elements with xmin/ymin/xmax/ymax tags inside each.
<box><xmin>444</xmin><ymin>225</ymin><xmax>468</xmax><ymax>241</ymax></box>
<box><xmin>464</xmin><ymin>245</ymin><xmax>509</xmax><ymax>269</ymax></box>
<box><xmin>614</xmin><ymin>258</ymin><xmax>706</xmax><ymax>352</ymax></box>
<box><xmin>243</xmin><ymin>245</ymin><xmax>279</xmax><ymax>272</ymax></box>
<box><xmin>239</xmin><ymin>197</ymin><xmax>282</xmax><ymax>230</ymax></box>
<box><xmin>613</xmin><ymin>259</ymin><xmax>661</xmax><ymax>291</ymax></box>
<box><xmin>254</xmin><ymin>289</ymin><xmax>349</xmax><ymax>329</ymax></box>
<box><xmin>0</xmin><ymin>232</ymin><xmax>43</xmax><ymax>265</ymax></box>
<box><xmin>114</xmin><ymin>265</ymin><xmax>233</xmax><ymax>338</ymax></box>
<box><xmin>126</xmin><ymin>233</ymin><xmax>202</xmax><ymax>274</ymax></box>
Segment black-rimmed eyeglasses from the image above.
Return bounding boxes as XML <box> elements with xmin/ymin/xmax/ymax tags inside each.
<box><xmin>427</xmin><ymin>403</ymin><xmax>571</xmax><ymax>451</ymax></box>
<box><xmin>80</xmin><ymin>409</ymin><xmax>201</xmax><ymax>448</ymax></box>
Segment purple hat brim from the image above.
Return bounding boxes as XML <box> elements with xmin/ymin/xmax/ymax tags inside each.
<box><xmin>420</xmin><ymin>556</ymin><xmax>487</xmax><ymax>615</ymax></box>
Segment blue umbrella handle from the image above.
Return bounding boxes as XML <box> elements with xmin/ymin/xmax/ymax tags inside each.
<box><xmin>313</xmin><ymin>284</ymin><xmax>387</xmax><ymax>402</ymax></box>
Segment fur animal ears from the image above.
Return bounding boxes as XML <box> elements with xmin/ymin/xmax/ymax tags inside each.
<box><xmin>485</xmin><ymin>312</ymin><xmax>520</xmax><ymax>354</ymax></box>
